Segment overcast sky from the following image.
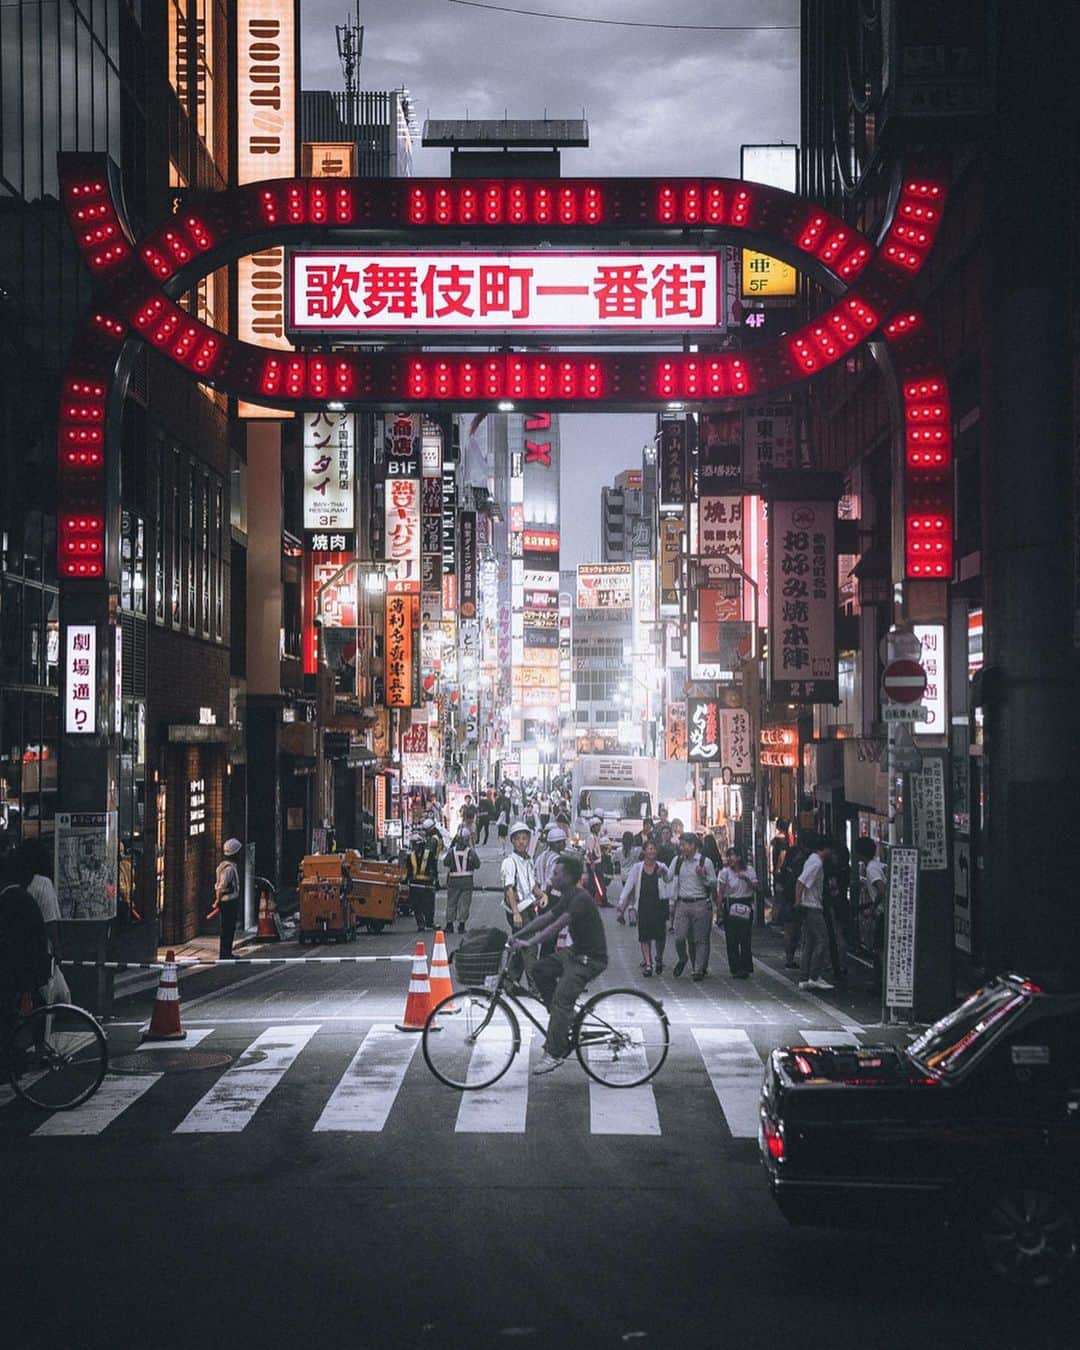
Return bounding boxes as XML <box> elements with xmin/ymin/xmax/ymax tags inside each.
<box><xmin>302</xmin><ymin>0</ymin><xmax>800</xmax><ymax>563</ymax></box>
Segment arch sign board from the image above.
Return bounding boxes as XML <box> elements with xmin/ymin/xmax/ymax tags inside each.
<box><xmin>56</xmin><ymin>154</ymin><xmax>953</xmax><ymax>584</ymax></box>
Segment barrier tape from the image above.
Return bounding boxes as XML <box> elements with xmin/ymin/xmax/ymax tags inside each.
<box><xmin>60</xmin><ymin>955</ymin><xmax>418</xmax><ymax>971</ymax></box>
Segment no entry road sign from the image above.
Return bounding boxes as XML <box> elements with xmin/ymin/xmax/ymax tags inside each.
<box><xmin>882</xmin><ymin>658</ymin><xmax>927</xmax><ymax>705</ymax></box>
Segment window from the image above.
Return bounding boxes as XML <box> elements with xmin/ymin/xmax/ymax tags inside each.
<box><xmin>171</xmin><ymin>452</ymin><xmax>182</xmax><ymax>627</ymax></box>
<box><xmin>187</xmin><ymin>466</ymin><xmax>196</xmax><ymax>631</ymax></box>
<box><xmin>121</xmin><ymin>511</ymin><xmax>146</xmax><ymax>615</ymax></box>
<box><xmin>214</xmin><ymin>480</ymin><xmax>224</xmax><ymax>640</ymax></box>
<box><xmin>154</xmin><ymin>472</ymin><xmax>165</xmax><ymax>622</ymax></box>
<box><xmin>908</xmin><ymin>983</ymin><xmax>1031</xmax><ymax>1077</ymax></box>
<box><xmin>200</xmin><ymin>473</ymin><xmax>210</xmax><ymax>636</ymax></box>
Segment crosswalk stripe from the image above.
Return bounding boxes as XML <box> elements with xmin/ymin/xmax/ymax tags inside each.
<box><xmin>455</xmin><ymin>1024</ymin><xmax>534</xmax><ymax>1133</ymax></box>
<box><xmin>796</xmin><ymin>1030</ymin><xmax>860</xmax><ymax>1048</ymax></box>
<box><xmin>33</xmin><ymin>1073</ymin><xmax>163</xmax><ymax>1136</ymax></box>
<box><xmin>136</xmin><ymin>1027</ymin><xmax>215</xmax><ymax>1052</ymax></box>
<box><xmin>588</xmin><ymin>1030</ymin><xmax>661</xmax><ymax>1135</ymax></box>
<box><xmin>313</xmin><ymin>1025</ymin><xmax>419</xmax><ymax>1132</ymax></box>
<box><xmin>174</xmin><ymin>1024</ymin><xmax>317</xmax><ymax>1134</ymax></box>
<box><xmin>692</xmin><ymin>1028</ymin><xmax>764</xmax><ymax>1138</ymax></box>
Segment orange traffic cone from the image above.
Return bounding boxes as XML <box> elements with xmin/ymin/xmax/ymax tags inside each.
<box><xmin>255</xmin><ymin>886</ymin><xmax>280</xmax><ymax>942</ymax></box>
<box><xmin>396</xmin><ymin>941</ymin><xmax>439</xmax><ymax>1033</ymax></box>
<box><xmin>141</xmin><ymin>950</ymin><xmax>186</xmax><ymax>1042</ymax></box>
<box><xmin>429</xmin><ymin>930</ymin><xmax>457</xmax><ymax>1014</ymax></box>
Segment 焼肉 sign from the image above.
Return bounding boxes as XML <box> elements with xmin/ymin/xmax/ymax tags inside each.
<box><xmin>287</xmin><ymin>252</ymin><xmax>721</xmax><ymax>335</ymax></box>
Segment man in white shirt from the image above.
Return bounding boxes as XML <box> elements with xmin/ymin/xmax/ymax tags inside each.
<box><xmin>662</xmin><ymin>833</ymin><xmax>717</xmax><ymax>981</ymax></box>
<box><xmin>717</xmin><ymin>848</ymin><xmax>758</xmax><ymax>978</ymax></box>
<box><xmin>534</xmin><ymin>825</ymin><xmax>566</xmax><ymax>895</ymax></box>
<box><xmin>796</xmin><ymin>834</ymin><xmax>834</xmax><ymax>990</ymax></box>
<box><xmin>499</xmin><ymin>823</ymin><xmax>545</xmax><ymax>930</ymax></box>
<box><xmin>23</xmin><ymin>842</ymin><xmax>62</xmax><ymax>958</ymax></box>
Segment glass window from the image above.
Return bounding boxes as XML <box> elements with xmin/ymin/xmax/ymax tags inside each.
<box><xmin>121</xmin><ymin>511</ymin><xmax>147</xmax><ymax>615</ymax></box>
<box><xmin>171</xmin><ymin>453</ymin><xmax>182</xmax><ymax>627</ymax></box>
<box><xmin>196</xmin><ymin>0</ymin><xmax>214</xmax><ymax>156</ymax></box>
<box><xmin>214</xmin><ymin>481</ymin><xmax>224</xmax><ymax>640</ymax></box>
<box><xmin>1</xmin><ymin>580</ymin><xmax>22</xmax><ymax>682</ymax></box>
<box><xmin>154</xmin><ymin>472</ymin><xmax>165</xmax><ymax>623</ymax></box>
<box><xmin>908</xmin><ymin>982</ymin><xmax>1032</xmax><ymax>1077</ymax></box>
<box><xmin>187</xmin><ymin>468</ymin><xmax>197</xmax><ymax>630</ymax></box>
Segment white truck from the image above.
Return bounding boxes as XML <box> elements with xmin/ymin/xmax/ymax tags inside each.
<box><xmin>570</xmin><ymin>756</ymin><xmax>657</xmax><ymax>842</ymax></box>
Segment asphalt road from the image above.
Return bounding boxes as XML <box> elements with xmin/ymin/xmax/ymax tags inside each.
<box><xmin>2</xmin><ymin>845</ymin><xmax>1075</xmax><ymax>1350</ymax></box>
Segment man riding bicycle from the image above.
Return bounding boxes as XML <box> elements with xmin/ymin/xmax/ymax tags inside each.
<box><xmin>509</xmin><ymin>852</ymin><xmax>608</xmax><ymax>1076</ymax></box>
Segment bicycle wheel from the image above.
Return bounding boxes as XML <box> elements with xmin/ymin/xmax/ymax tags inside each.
<box><xmin>573</xmin><ymin>988</ymin><xmax>669</xmax><ymax>1088</ymax></box>
<box><xmin>422</xmin><ymin>990</ymin><xmax>520</xmax><ymax>1090</ymax></box>
<box><xmin>11</xmin><ymin>1004</ymin><xmax>108</xmax><ymax>1110</ymax></box>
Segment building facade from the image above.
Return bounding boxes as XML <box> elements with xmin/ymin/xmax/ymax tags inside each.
<box><xmin>800</xmin><ymin>0</ymin><xmax>1080</xmax><ymax>979</ymax></box>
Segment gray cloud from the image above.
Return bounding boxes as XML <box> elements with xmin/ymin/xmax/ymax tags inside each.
<box><xmin>301</xmin><ymin>0</ymin><xmax>799</xmax><ymax>563</ymax></box>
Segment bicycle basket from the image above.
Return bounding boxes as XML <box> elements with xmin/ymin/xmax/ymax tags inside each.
<box><xmin>450</xmin><ymin>948</ymin><xmax>504</xmax><ymax>985</ymax></box>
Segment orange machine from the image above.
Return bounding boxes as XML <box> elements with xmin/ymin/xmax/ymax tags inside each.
<box><xmin>344</xmin><ymin>854</ymin><xmax>405</xmax><ymax>933</ymax></box>
<box><xmin>297</xmin><ymin>854</ymin><xmax>351</xmax><ymax>944</ymax></box>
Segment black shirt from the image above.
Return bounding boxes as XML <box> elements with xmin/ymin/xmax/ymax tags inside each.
<box><xmin>564</xmin><ymin>886</ymin><xmax>608</xmax><ymax>961</ymax></box>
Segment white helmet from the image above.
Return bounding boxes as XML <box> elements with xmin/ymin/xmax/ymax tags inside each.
<box><xmin>508</xmin><ymin>820</ymin><xmax>531</xmax><ymax>838</ymax></box>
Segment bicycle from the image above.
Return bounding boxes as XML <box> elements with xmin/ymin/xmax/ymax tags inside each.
<box><xmin>422</xmin><ymin>943</ymin><xmax>669</xmax><ymax>1090</ymax></box>
<box><xmin>4</xmin><ymin>997</ymin><xmax>108</xmax><ymax>1110</ymax></box>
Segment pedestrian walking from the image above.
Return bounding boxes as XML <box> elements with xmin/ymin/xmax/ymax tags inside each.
<box><xmin>405</xmin><ymin>831</ymin><xmax>440</xmax><ymax>932</ymax></box>
<box><xmin>21</xmin><ymin>840</ymin><xmax>62</xmax><ymax>962</ymax></box>
<box><xmin>499</xmin><ymin>823</ymin><xmax>544</xmax><ymax>931</ymax></box>
<box><xmin>663</xmin><ymin>833</ymin><xmax>717</xmax><ymax>981</ymax></box>
<box><xmin>206</xmin><ymin>837</ymin><xmax>243</xmax><ymax>959</ymax></box>
<box><xmin>796</xmin><ymin>834</ymin><xmax>835</xmax><ymax>991</ymax></box>
<box><xmin>443</xmin><ymin>829</ymin><xmax>480</xmax><ymax>933</ymax></box>
<box><xmin>824</xmin><ymin>843</ymin><xmax>852</xmax><ymax>982</ymax></box>
<box><xmin>583</xmin><ymin>818</ymin><xmax>609</xmax><ymax>905</ymax></box>
<box><xmin>717</xmin><ymin>848</ymin><xmax>758</xmax><ymax>978</ymax></box>
<box><xmin>776</xmin><ymin>835</ymin><xmax>808</xmax><ymax>967</ymax></box>
<box><xmin>534</xmin><ymin>824</ymin><xmax>567</xmax><ymax>896</ymax></box>
<box><xmin>770</xmin><ymin>818</ymin><xmax>791</xmax><ymax>911</ymax></box>
<box><xmin>476</xmin><ymin>793</ymin><xmax>492</xmax><ymax>846</ymax></box>
<box><xmin>618</xmin><ymin>840</ymin><xmax>669</xmax><ymax>975</ymax></box>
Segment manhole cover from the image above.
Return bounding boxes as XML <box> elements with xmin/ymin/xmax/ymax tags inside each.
<box><xmin>109</xmin><ymin>1050</ymin><xmax>234</xmax><ymax>1075</ymax></box>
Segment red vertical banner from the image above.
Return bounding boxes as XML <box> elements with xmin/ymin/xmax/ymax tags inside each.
<box><xmin>385</xmin><ymin>592</ymin><xmax>413</xmax><ymax>708</ymax></box>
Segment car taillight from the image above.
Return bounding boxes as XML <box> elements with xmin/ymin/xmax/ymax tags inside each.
<box><xmin>761</xmin><ymin>1115</ymin><xmax>785</xmax><ymax>1162</ymax></box>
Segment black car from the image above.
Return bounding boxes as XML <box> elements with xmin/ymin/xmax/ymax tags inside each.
<box><xmin>760</xmin><ymin>975</ymin><xmax>1080</xmax><ymax>1289</ymax></box>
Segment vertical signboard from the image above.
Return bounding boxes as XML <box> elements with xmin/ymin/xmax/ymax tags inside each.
<box><xmin>458</xmin><ymin>511</ymin><xmax>478</xmax><ymax>619</ymax></box>
<box><xmin>885</xmin><ymin>846</ymin><xmax>920</xmax><ymax>1010</ymax></box>
<box><xmin>912</xmin><ymin>623</ymin><xmax>947</xmax><ymax>737</ymax></box>
<box><xmin>909</xmin><ymin>752</ymin><xmax>948</xmax><ymax>870</ymax></box>
<box><xmin>384</xmin><ymin>592</ymin><xmax>418</xmax><ymax>708</ymax></box>
<box><xmin>302</xmin><ymin>410</ymin><xmax>354</xmax><ymax>549</ymax></box>
<box><xmin>658</xmin><ymin>416</ymin><xmax>688</xmax><ymax>512</ymax></box>
<box><xmin>65</xmin><ymin>625</ymin><xmax>97</xmax><ymax>734</ymax></box>
<box><xmin>742</xmin><ymin>401</ymin><xmax>797</xmax><ymax>485</ymax></box>
<box><xmin>236</xmin><ymin>2</ymin><xmax>297</xmax><ymax>417</ymax></box>
<box><xmin>659</xmin><ymin>517</ymin><xmax>683</xmax><ymax>616</ymax></box>
<box><xmin>698</xmin><ymin>495</ymin><xmax>744</xmax><ymax>561</ymax></box>
<box><xmin>687</xmin><ymin>698</ymin><xmax>720</xmax><ymax>762</ymax></box>
<box><xmin>768</xmin><ymin>493</ymin><xmax>838</xmax><ymax>703</ymax></box>
<box><xmin>698</xmin><ymin>410</ymin><xmax>742</xmax><ymax>494</ymax></box>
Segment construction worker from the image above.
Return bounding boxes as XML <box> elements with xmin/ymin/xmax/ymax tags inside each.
<box><xmin>405</xmin><ymin>831</ymin><xmax>440</xmax><ymax>933</ymax></box>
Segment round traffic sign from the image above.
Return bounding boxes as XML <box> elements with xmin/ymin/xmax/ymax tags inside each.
<box><xmin>882</xmin><ymin>658</ymin><xmax>927</xmax><ymax>705</ymax></box>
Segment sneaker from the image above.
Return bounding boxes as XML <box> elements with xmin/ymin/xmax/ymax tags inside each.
<box><xmin>798</xmin><ymin>980</ymin><xmax>812</xmax><ymax>990</ymax></box>
<box><xmin>810</xmin><ymin>978</ymin><xmax>835</xmax><ymax>991</ymax></box>
<box><xmin>642</xmin><ymin>966</ymin><xmax>653</xmax><ymax>977</ymax></box>
<box><xmin>655</xmin><ymin>962</ymin><xmax>664</xmax><ymax>975</ymax></box>
<box><xmin>691</xmin><ymin>972</ymin><xmax>704</xmax><ymax>983</ymax></box>
<box><xmin>532</xmin><ymin>1052</ymin><xmax>565</xmax><ymax>1076</ymax></box>
<box><xmin>457</xmin><ymin>923</ymin><xmax>467</xmax><ymax>934</ymax></box>
<box><xmin>673</xmin><ymin>959</ymin><xmax>687</xmax><ymax>977</ymax></box>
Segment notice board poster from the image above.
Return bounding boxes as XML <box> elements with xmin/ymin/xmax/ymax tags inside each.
<box><xmin>885</xmin><ymin>846</ymin><xmax>919</xmax><ymax>1009</ymax></box>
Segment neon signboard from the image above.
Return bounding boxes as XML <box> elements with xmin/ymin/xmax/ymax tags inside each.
<box><xmin>287</xmin><ymin>250</ymin><xmax>721</xmax><ymax>335</ymax></box>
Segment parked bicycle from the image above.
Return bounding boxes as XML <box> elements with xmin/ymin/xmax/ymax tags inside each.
<box><xmin>4</xmin><ymin>998</ymin><xmax>108</xmax><ymax>1110</ymax></box>
<box><xmin>422</xmin><ymin>942</ymin><xmax>669</xmax><ymax>1090</ymax></box>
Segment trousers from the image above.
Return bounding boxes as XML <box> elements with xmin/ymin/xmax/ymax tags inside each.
<box><xmin>445</xmin><ymin>875</ymin><xmax>474</xmax><ymax>927</ymax></box>
<box><xmin>409</xmin><ymin>884</ymin><xmax>435</xmax><ymax>929</ymax></box>
<box><xmin>724</xmin><ymin>914</ymin><xmax>754</xmax><ymax>975</ymax></box>
<box><xmin>218</xmin><ymin>898</ymin><xmax>238</xmax><ymax>959</ymax></box>
<box><xmin>799</xmin><ymin>907</ymin><xmax>829</xmax><ymax>981</ymax></box>
<box><xmin>532</xmin><ymin>951</ymin><xmax>607</xmax><ymax>1059</ymax></box>
<box><xmin>673</xmin><ymin>899</ymin><xmax>712</xmax><ymax>975</ymax></box>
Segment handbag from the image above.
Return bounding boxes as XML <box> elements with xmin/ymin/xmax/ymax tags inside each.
<box><xmin>40</xmin><ymin>956</ymin><xmax>72</xmax><ymax>1005</ymax></box>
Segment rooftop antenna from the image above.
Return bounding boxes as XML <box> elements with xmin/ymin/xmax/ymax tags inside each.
<box><xmin>336</xmin><ymin>2</ymin><xmax>364</xmax><ymax>128</ymax></box>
